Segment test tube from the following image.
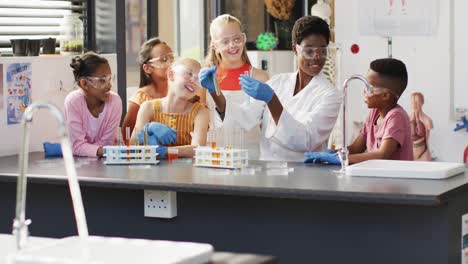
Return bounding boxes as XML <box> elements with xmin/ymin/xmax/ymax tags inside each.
<box><xmin>210</xmin><ymin>130</ymin><xmax>217</xmax><ymax>149</ymax></box>
<box><xmin>143</xmin><ymin>126</ymin><xmax>148</xmax><ymax>146</ymax></box>
<box><xmin>213</xmin><ymin>73</ymin><xmax>221</xmax><ymax>96</ymax></box>
<box><xmin>115</xmin><ymin>126</ymin><xmax>122</xmax><ymax>146</ymax></box>
<box><xmin>125</xmin><ymin>127</ymin><xmax>131</xmax><ymax>160</ymax></box>
<box><xmin>238</xmin><ymin>127</ymin><xmax>245</xmax><ymax>150</ymax></box>
<box><xmin>243</xmin><ymin>67</ymin><xmax>253</xmax><ymax>105</ymax></box>
<box><xmin>125</xmin><ymin>127</ymin><xmax>131</xmax><ymax>146</ymax></box>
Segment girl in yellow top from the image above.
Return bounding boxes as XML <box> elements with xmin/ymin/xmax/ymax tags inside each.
<box><xmin>122</xmin><ymin>37</ymin><xmax>174</xmax><ymax>135</ymax></box>
<box><xmin>132</xmin><ymin>58</ymin><xmax>209</xmax><ymax>158</ymax></box>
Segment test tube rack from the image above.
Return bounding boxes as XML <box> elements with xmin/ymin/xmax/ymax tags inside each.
<box><xmin>194</xmin><ymin>146</ymin><xmax>248</xmax><ymax>169</ymax></box>
<box><xmin>103</xmin><ymin>145</ymin><xmax>160</xmax><ymax>165</ymax></box>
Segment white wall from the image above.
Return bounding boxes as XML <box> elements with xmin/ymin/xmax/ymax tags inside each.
<box><xmin>0</xmin><ymin>54</ymin><xmax>117</xmax><ymax>157</ymax></box>
<box><xmin>335</xmin><ymin>0</ymin><xmax>467</xmax><ymax>162</ymax></box>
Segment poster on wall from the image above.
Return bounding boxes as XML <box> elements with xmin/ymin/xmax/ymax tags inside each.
<box><xmin>358</xmin><ymin>0</ymin><xmax>440</xmax><ymax>36</ymax></box>
<box><xmin>6</xmin><ymin>63</ymin><xmax>32</xmax><ymax>125</ymax></box>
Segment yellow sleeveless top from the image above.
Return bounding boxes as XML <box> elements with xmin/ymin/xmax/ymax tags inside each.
<box><xmin>151</xmin><ymin>99</ymin><xmax>202</xmax><ymax>146</ymax></box>
<box><xmin>129</xmin><ymin>89</ymin><xmax>154</xmax><ymax>106</ymax></box>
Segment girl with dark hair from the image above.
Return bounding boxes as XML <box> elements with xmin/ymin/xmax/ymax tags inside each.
<box><xmin>64</xmin><ymin>52</ymin><xmax>122</xmax><ymax>157</ymax></box>
<box><xmin>121</xmin><ymin>37</ymin><xmax>174</xmax><ymax>135</ymax></box>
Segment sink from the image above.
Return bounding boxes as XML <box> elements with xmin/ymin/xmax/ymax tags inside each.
<box><xmin>7</xmin><ymin>236</ymin><xmax>213</xmax><ymax>264</ymax></box>
<box><xmin>0</xmin><ymin>234</ymin><xmax>56</xmax><ymax>264</ymax></box>
<box><xmin>346</xmin><ymin>160</ymin><xmax>466</xmax><ymax>179</ymax></box>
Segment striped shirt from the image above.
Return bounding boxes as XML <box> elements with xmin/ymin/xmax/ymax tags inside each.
<box><xmin>151</xmin><ymin>99</ymin><xmax>202</xmax><ymax>146</ymax></box>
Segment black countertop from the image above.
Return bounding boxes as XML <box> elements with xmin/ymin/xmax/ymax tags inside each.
<box><xmin>0</xmin><ymin>152</ymin><xmax>466</xmax><ymax>206</ymax></box>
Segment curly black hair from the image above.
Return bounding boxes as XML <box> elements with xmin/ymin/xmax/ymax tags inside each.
<box><xmin>370</xmin><ymin>58</ymin><xmax>408</xmax><ymax>96</ymax></box>
<box><xmin>292</xmin><ymin>16</ymin><xmax>330</xmax><ymax>46</ymax></box>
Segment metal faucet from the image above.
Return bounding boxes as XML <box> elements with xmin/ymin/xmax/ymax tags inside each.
<box><xmin>338</xmin><ymin>75</ymin><xmax>371</xmax><ymax>173</ymax></box>
<box><xmin>12</xmin><ymin>102</ymin><xmax>89</xmax><ymax>250</ymax></box>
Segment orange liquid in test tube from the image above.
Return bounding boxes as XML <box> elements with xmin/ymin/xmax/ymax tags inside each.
<box><xmin>168</xmin><ymin>148</ymin><xmax>179</xmax><ymax>164</ymax></box>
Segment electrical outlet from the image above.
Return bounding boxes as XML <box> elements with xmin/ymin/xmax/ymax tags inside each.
<box><xmin>144</xmin><ymin>190</ymin><xmax>177</xmax><ymax>218</ymax></box>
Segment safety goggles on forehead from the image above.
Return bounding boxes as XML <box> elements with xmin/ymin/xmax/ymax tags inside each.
<box><xmin>172</xmin><ymin>65</ymin><xmax>200</xmax><ymax>82</ymax></box>
<box><xmin>213</xmin><ymin>33</ymin><xmax>246</xmax><ymax>49</ymax></box>
<box><xmin>295</xmin><ymin>44</ymin><xmax>329</xmax><ymax>59</ymax></box>
<box><xmin>147</xmin><ymin>53</ymin><xmax>175</xmax><ymax>68</ymax></box>
<box><xmin>364</xmin><ymin>85</ymin><xmax>399</xmax><ymax>99</ymax></box>
<box><xmin>82</xmin><ymin>74</ymin><xmax>115</xmax><ymax>89</ymax></box>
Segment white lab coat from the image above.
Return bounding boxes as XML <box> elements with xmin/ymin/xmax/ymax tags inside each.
<box><xmin>207</xmin><ymin>90</ymin><xmax>262</xmax><ymax>160</ymax></box>
<box><xmin>222</xmin><ymin>71</ymin><xmax>342</xmax><ymax>162</ymax></box>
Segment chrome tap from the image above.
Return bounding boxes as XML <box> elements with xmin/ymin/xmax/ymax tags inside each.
<box><xmin>12</xmin><ymin>102</ymin><xmax>89</xmax><ymax>250</ymax></box>
<box><xmin>338</xmin><ymin>75</ymin><xmax>371</xmax><ymax>173</ymax></box>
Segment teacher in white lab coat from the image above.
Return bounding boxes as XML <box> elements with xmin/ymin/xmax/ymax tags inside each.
<box><xmin>199</xmin><ymin>16</ymin><xmax>342</xmax><ymax>161</ymax></box>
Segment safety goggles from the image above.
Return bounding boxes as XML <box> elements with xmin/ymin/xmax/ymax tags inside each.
<box><xmin>212</xmin><ymin>33</ymin><xmax>246</xmax><ymax>50</ymax></box>
<box><xmin>83</xmin><ymin>74</ymin><xmax>114</xmax><ymax>89</ymax></box>
<box><xmin>147</xmin><ymin>53</ymin><xmax>175</xmax><ymax>68</ymax></box>
<box><xmin>172</xmin><ymin>65</ymin><xmax>200</xmax><ymax>83</ymax></box>
<box><xmin>364</xmin><ymin>86</ymin><xmax>399</xmax><ymax>99</ymax></box>
<box><xmin>295</xmin><ymin>44</ymin><xmax>329</xmax><ymax>59</ymax></box>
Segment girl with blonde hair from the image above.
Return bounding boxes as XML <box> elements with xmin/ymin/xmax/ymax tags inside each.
<box><xmin>132</xmin><ymin>58</ymin><xmax>209</xmax><ymax>158</ymax></box>
<box><xmin>200</xmin><ymin>14</ymin><xmax>268</xmax><ymax>159</ymax></box>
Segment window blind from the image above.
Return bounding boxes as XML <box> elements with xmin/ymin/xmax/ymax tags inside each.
<box><xmin>0</xmin><ymin>0</ymin><xmax>86</xmax><ymax>54</ymax></box>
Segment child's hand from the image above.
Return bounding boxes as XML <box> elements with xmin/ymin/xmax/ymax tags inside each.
<box><xmin>139</xmin><ymin>122</ymin><xmax>177</xmax><ymax>145</ymax></box>
<box><xmin>304</xmin><ymin>151</ymin><xmax>341</xmax><ymax>165</ymax></box>
<box><xmin>239</xmin><ymin>75</ymin><xmax>274</xmax><ymax>103</ymax></box>
<box><xmin>199</xmin><ymin>66</ymin><xmax>217</xmax><ymax>94</ymax></box>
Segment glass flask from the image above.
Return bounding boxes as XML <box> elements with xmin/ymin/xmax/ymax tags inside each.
<box><xmin>60</xmin><ymin>13</ymin><xmax>84</xmax><ymax>55</ymax></box>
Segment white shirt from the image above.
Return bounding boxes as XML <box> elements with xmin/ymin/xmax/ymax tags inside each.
<box><xmin>223</xmin><ymin>71</ymin><xmax>342</xmax><ymax>162</ymax></box>
<box><xmin>86</xmin><ymin>103</ymin><xmax>107</xmax><ymax>143</ymax></box>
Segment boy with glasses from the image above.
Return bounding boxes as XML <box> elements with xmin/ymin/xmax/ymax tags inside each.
<box><xmin>305</xmin><ymin>58</ymin><xmax>413</xmax><ymax>164</ymax></box>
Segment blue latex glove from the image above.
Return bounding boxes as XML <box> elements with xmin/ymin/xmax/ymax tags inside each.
<box><xmin>138</xmin><ymin>122</ymin><xmax>177</xmax><ymax>145</ymax></box>
<box><xmin>43</xmin><ymin>142</ymin><xmax>62</xmax><ymax>158</ymax></box>
<box><xmin>199</xmin><ymin>66</ymin><xmax>217</xmax><ymax>94</ymax></box>
<box><xmin>239</xmin><ymin>75</ymin><xmax>274</xmax><ymax>103</ymax></box>
<box><xmin>157</xmin><ymin>146</ymin><xmax>167</xmax><ymax>159</ymax></box>
<box><xmin>325</xmin><ymin>149</ymin><xmax>337</xmax><ymax>154</ymax></box>
<box><xmin>304</xmin><ymin>151</ymin><xmax>341</xmax><ymax>165</ymax></box>
<box><xmin>138</xmin><ymin>127</ymin><xmax>159</xmax><ymax>145</ymax></box>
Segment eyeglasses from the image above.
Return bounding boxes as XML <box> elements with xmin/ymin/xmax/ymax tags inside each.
<box><xmin>364</xmin><ymin>86</ymin><xmax>399</xmax><ymax>99</ymax></box>
<box><xmin>147</xmin><ymin>53</ymin><xmax>175</xmax><ymax>68</ymax></box>
<box><xmin>213</xmin><ymin>33</ymin><xmax>246</xmax><ymax>50</ymax></box>
<box><xmin>295</xmin><ymin>44</ymin><xmax>329</xmax><ymax>59</ymax></box>
<box><xmin>172</xmin><ymin>65</ymin><xmax>199</xmax><ymax>83</ymax></box>
<box><xmin>83</xmin><ymin>74</ymin><xmax>114</xmax><ymax>89</ymax></box>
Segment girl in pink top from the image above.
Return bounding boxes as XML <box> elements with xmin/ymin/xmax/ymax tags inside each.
<box><xmin>64</xmin><ymin>52</ymin><xmax>122</xmax><ymax>157</ymax></box>
<box><xmin>305</xmin><ymin>58</ymin><xmax>413</xmax><ymax>164</ymax></box>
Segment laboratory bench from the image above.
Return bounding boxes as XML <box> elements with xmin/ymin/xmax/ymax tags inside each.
<box><xmin>0</xmin><ymin>152</ymin><xmax>467</xmax><ymax>263</ymax></box>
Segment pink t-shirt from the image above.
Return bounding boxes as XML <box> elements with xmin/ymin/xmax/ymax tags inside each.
<box><xmin>360</xmin><ymin>105</ymin><xmax>413</xmax><ymax>161</ymax></box>
<box><xmin>64</xmin><ymin>89</ymin><xmax>122</xmax><ymax>157</ymax></box>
